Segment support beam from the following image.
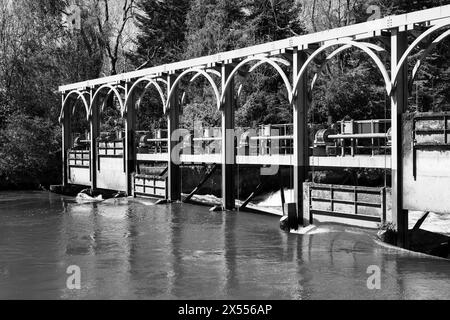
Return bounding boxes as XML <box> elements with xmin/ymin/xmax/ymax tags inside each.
<box><xmin>413</xmin><ymin>212</ymin><xmax>430</xmax><ymax>231</ymax></box>
<box><xmin>167</xmin><ymin>75</ymin><xmax>181</xmax><ymax>202</ymax></box>
<box><xmin>391</xmin><ymin>29</ymin><xmax>409</xmax><ymax>249</ymax></box>
<box><xmin>240</xmin><ymin>182</ymin><xmax>264</xmax><ymax>209</ymax></box>
<box><xmin>293</xmin><ymin>49</ymin><xmax>309</xmax><ymax>228</ymax></box>
<box><xmin>90</xmin><ymin>90</ymin><xmax>99</xmax><ymax>191</ymax></box>
<box><xmin>62</xmin><ymin>96</ymin><xmax>71</xmax><ymax>187</ymax></box>
<box><xmin>221</xmin><ymin>64</ymin><xmax>236</xmax><ymax>210</ymax></box>
<box><xmin>125</xmin><ymin>86</ymin><xmax>136</xmax><ymax>196</ymax></box>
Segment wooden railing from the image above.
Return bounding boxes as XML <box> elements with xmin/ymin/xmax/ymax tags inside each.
<box><xmin>304</xmin><ymin>183</ymin><xmax>386</xmax><ymax>224</ymax></box>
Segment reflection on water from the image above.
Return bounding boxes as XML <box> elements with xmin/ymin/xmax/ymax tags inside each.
<box><xmin>0</xmin><ymin>191</ymin><xmax>449</xmax><ymax>300</ymax></box>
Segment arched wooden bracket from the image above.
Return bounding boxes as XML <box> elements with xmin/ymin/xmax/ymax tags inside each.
<box><xmin>409</xmin><ymin>28</ymin><xmax>450</xmax><ymax>90</ymax></box>
<box><xmin>292</xmin><ymin>40</ymin><xmax>391</xmax><ymax>103</ymax></box>
<box><xmin>89</xmin><ymin>84</ymin><xmax>125</xmax><ymax>119</ymax></box>
<box><xmin>165</xmin><ymin>68</ymin><xmax>221</xmax><ymax>114</ymax></box>
<box><xmin>123</xmin><ymin>77</ymin><xmax>167</xmax><ymax>116</ymax></box>
<box><xmin>59</xmin><ymin>90</ymin><xmax>90</xmax><ymax>123</ymax></box>
<box><xmin>190</xmin><ymin>69</ymin><xmax>221</xmax><ymax>82</ymax></box>
<box><xmin>310</xmin><ymin>42</ymin><xmax>386</xmax><ymax>93</ymax></box>
<box><xmin>220</xmin><ymin>56</ymin><xmax>293</xmax><ymax>108</ymax></box>
<box><xmin>392</xmin><ymin>21</ymin><xmax>450</xmax><ymax>90</ymax></box>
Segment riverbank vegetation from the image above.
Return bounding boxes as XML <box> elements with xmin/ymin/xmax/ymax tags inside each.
<box><xmin>0</xmin><ymin>0</ymin><xmax>449</xmax><ymax>189</ymax></box>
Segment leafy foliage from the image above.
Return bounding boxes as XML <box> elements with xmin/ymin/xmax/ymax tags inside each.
<box><xmin>0</xmin><ymin>0</ymin><xmax>103</xmax><ymax>188</ymax></box>
<box><xmin>128</xmin><ymin>0</ymin><xmax>189</xmax><ymax>68</ymax></box>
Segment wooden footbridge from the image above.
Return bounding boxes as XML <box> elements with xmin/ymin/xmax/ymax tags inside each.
<box><xmin>59</xmin><ymin>5</ymin><xmax>450</xmax><ymax>248</ymax></box>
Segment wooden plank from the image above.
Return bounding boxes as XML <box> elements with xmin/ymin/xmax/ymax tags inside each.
<box><xmin>312</xmin><ymin>210</ymin><xmax>382</xmax><ymax>223</ymax></box>
<box><xmin>134</xmin><ymin>153</ymin><xmax>392</xmax><ymax>168</ymax></box>
<box><xmin>391</xmin><ymin>29</ymin><xmax>409</xmax><ymax>248</ymax></box>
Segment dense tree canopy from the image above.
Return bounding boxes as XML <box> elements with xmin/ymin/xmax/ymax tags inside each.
<box><xmin>0</xmin><ymin>0</ymin><xmax>105</xmax><ymax>188</ymax></box>
<box><xmin>128</xmin><ymin>0</ymin><xmax>189</xmax><ymax>68</ymax></box>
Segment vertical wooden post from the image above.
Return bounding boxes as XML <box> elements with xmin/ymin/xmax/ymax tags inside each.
<box><xmin>125</xmin><ymin>85</ymin><xmax>136</xmax><ymax>196</ymax></box>
<box><xmin>167</xmin><ymin>74</ymin><xmax>181</xmax><ymax>202</ymax></box>
<box><xmin>293</xmin><ymin>49</ymin><xmax>310</xmax><ymax>227</ymax></box>
<box><xmin>61</xmin><ymin>95</ymin><xmax>71</xmax><ymax>187</ymax></box>
<box><xmin>391</xmin><ymin>29</ymin><xmax>409</xmax><ymax>248</ymax></box>
<box><xmin>302</xmin><ymin>183</ymin><xmax>311</xmax><ymax>227</ymax></box>
<box><xmin>222</xmin><ymin>64</ymin><xmax>235</xmax><ymax>210</ymax></box>
<box><xmin>90</xmin><ymin>89</ymin><xmax>99</xmax><ymax>191</ymax></box>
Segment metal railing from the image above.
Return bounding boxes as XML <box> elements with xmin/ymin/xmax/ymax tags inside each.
<box><xmin>335</xmin><ymin>119</ymin><xmax>391</xmax><ymax>157</ymax></box>
<box><xmin>130</xmin><ymin>120</ymin><xmax>392</xmax><ymax>159</ymax></box>
<box><xmin>136</xmin><ymin>130</ymin><xmax>169</xmax><ymax>154</ymax></box>
<box><xmin>134</xmin><ymin>125</ymin><xmax>295</xmax><ymax>157</ymax></box>
<box><xmin>313</xmin><ymin>119</ymin><xmax>391</xmax><ymax>157</ymax></box>
<box><xmin>247</xmin><ymin>124</ymin><xmax>293</xmax><ymax>156</ymax></box>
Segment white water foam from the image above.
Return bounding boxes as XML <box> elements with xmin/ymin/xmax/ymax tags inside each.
<box><xmin>255</xmin><ymin>189</ymin><xmax>294</xmax><ymax>207</ymax></box>
<box><xmin>409</xmin><ymin>211</ymin><xmax>450</xmax><ymax>236</ymax></box>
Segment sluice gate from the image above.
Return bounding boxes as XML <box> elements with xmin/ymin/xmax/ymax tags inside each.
<box><xmin>59</xmin><ymin>5</ymin><xmax>450</xmax><ymax>248</ymax></box>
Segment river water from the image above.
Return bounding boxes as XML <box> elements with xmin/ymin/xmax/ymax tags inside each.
<box><xmin>0</xmin><ymin>191</ymin><xmax>449</xmax><ymax>300</ymax></box>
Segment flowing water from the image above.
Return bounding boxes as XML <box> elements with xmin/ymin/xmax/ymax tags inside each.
<box><xmin>0</xmin><ymin>191</ymin><xmax>449</xmax><ymax>300</ymax></box>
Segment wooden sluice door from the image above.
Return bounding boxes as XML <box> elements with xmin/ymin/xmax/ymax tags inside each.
<box><xmin>67</xmin><ymin>150</ymin><xmax>91</xmax><ymax>186</ymax></box>
<box><xmin>303</xmin><ymin>183</ymin><xmax>388</xmax><ymax>229</ymax></box>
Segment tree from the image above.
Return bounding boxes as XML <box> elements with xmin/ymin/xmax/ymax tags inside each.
<box><xmin>374</xmin><ymin>0</ymin><xmax>450</xmax><ymax>112</ymax></box>
<box><xmin>74</xmin><ymin>0</ymin><xmax>138</xmax><ymax>76</ymax></box>
<box><xmin>298</xmin><ymin>0</ymin><xmax>369</xmax><ymax>33</ymax></box>
<box><xmin>376</xmin><ymin>0</ymin><xmax>450</xmax><ymax>15</ymax></box>
<box><xmin>185</xmin><ymin>0</ymin><xmax>246</xmax><ymax>58</ymax></box>
<box><xmin>242</xmin><ymin>0</ymin><xmax>306</xmax><ymax>42</ymax></box>
<box><xmin>0</xmin><ymin>0</ymin><xmax>68</xmax><ymax>188</ymax></box>
<box><xmin>235</xmin><ymin>1</ymin><xmax>306</xmax><ymax>126</ymax></box>
<box><xmin>182</xmin><ymin>0</ymin><xmax>306</xmax><ymax>128</ymax></box>
<box><xmin>0</xmin><ymin>0</ymin><xmax>125</xmax><ymax>188</ymax></box>
<box><xmin>0</xmin><ymin>114</ymin><xmax>61</xmax><ymax>189</ymax></box>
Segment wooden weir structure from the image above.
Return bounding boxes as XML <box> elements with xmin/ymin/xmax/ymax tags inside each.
<box><xmin>59</xmin><ymin>5</ymin><xmax>450</xmax><ymax>248</ymax></box>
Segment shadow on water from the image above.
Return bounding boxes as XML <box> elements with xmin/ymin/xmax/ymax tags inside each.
<box><xmin>0</xmin><ymin>191</ymin><xmax>449</xmax><ymax>299</ymax></box>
